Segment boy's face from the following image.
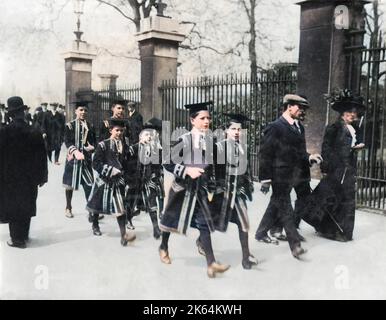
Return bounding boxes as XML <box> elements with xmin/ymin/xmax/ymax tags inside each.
<box><xmin>75</xmin><ymin>107</ymin><xmax>88</xmax><ymax>120</ymax></box>
<box><xmin>112</xmin><ymin>104</ymin><xmax>125</xmax><ymax>118</ymax></box>
<box><xmin>110</xmin><ymin>126</ymin><xmax>124</xmax><ymax>140</ymax></box>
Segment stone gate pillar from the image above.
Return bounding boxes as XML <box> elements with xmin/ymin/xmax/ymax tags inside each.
<box><xmin>296</xmin><ymin>0</ymin><xmax>369</xmax><ymax>176</ymax></box>
<box><xmin>136</xmin><ymin>15</ymin><xmax>186</xmax><ymax>121</ymax></box>
<box><xmin>64</xmin><ymin>41</ymin><xmax>97</xmax><ymax>121</ymax></box>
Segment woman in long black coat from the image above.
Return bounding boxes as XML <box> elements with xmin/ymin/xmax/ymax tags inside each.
<box><xmin>0</xmin><ymin>96</ymin><xmax>48</xmax><ymax>248</ymax></box>
<box><xmin>305</xmin><ymin>90</ymin><xmax>365</xmax><ymax>242</ymax></box>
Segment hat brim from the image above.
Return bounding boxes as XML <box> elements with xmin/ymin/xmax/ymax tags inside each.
<box><xmin>331</xmin><ymin>101</ymin><xmax>365</xmax><ymax>113</ymax></box>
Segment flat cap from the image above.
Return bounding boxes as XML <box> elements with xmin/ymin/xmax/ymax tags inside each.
<box><xmin>283</xmin><ymin>94</ymin><xmax>310</xmax><ymax>108</ymax></box>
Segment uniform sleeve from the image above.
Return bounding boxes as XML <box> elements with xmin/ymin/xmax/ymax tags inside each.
<box><xmin>64</xmin><ymin>122</ymin><xmax>77</xmax><ymax>156</ymax></box>
<box><xmin>92</xmin><ymin>142</ymin><xmax>116</xmax><ymax>179</ymax></box>
<box><xmin>163</xmin><ymin>137</ymin><xmax>186</xmax><ymax>178</ymax></box>
<box><xmin>258</xmin><ymin>125</ymin><xmax>278</xmax><ymax>182</ymax></box>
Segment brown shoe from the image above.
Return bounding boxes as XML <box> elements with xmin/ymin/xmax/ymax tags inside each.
<box><xmin>207</xmin><ymin>262</ymin><xmax>230</xmax><ymax>278</ymax></box>
<box><xmin>121</xmin><ymin>232</ymin><xmax>136</xmax><ymax>246</ymax></box>
<box><xmin>159</xmin><ymin>248</ymin><xmax>171</xmax><ymax>264</ymax></box>
<box><xmin>292</xmin><ymin>246</ymin><xmax>307</xmax><ymax>259</ymax></box>
<box><xmin>65</xmin><ymin>209</ymin><xmax>73</xmax><ymax>218</ymax></box>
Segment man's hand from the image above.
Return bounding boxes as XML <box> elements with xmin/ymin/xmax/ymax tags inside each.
<box><xmin>309</xmin><ymin>154</ymin><xmax>323</xmax><ymax>165</ymax></box>
<box><xmin>184</xmin><ymin>167</ymin><xmax>205</xmax><ymax>179</ymax></box>
<box><xmin>84</xmin><ymin>143</ymin><xmax>95</xmax><ymax>152</ymax></box>
<box><xmin>73</xmin><ymin>150</ymin><xmax>85</xmax><ymax>161</ymax></box>
<box><xmin>42</xmin><ymin>133</ymin><xmax>47</xmax><ymax>139</ymax></box>
<box><xmin>352</xmin><ymin>143</ymin><xmax>365</xmax><ymax>150</ymax></box>
<box><xmin>260</xmin><ymin>182</ymin><xmax>271</xmax><ymax>195</ymax></box>
<box><xmin>111</xmin><ymin>167</ymin><xmax>122</xmax><ymax>177</ymax></box>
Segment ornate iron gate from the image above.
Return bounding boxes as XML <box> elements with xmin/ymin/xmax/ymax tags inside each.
<box><xmin>355</xmin><ymin>42</ymin><xmax>386</xmax><ymax>211</ymax></box>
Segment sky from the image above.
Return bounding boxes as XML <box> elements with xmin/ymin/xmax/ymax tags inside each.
<box><xmin>1</xmin><ymin>0</ymin><xmax>377</xmax><ymax>109</ymax></box>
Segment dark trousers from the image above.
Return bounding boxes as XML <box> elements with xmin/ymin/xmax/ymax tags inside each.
<box><xmin>255</xmin><ymin>182</ymin><xmax>301</xmax><ymax>251</ymax></box>
<box><xmin>9</xmin><ymin>217</ymin><xmax>31</xmax><ymax>243</ymax></box>
<box><xmin>270</xmin><ymin>181</ymin><xmax>311</xmax><ymax>234</ymax></box>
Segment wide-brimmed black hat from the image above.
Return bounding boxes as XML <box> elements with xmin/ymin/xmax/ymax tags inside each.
<box><xmin>331</xmin><ymin>89</ymin><xmax>366</xmax><ymax>113</ymax></box>
<box><xmin>41</xmin><ymin>102</ymin><xmax>48</xmax><ymax>107</ymax></box>
<box><xmin>184</xmin><ymin>101</ymin><xmax>213</xmax><ymax>116</ymax></box>
<box><xmin>50</xmin><ymin>102</ymin><xmax>59</xmax><ymax>107</ymax></box>
<box><xmin>143</xmin><ymin>117</ymin><xmax>162</xmax><ymax>131</ymax></box>
<box><xmin>7</xmin><ymin>96</ymin><xmax>26</xmax><ymax>113</ymax></box>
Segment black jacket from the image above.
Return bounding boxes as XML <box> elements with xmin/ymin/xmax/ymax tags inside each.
<box><xmin>0</xmin><ymin>119</ymin><xmax>48</xmax><ymax>222</ymax></box>
<box><xmin>259</xmin><ymin>116</ymin><xmax>310</xmax><ymax>184</ymax></box>
<box><xmin>321</xmin><ymin>119</ymin><xmax>362</xmax><ymax>174</ymax></box>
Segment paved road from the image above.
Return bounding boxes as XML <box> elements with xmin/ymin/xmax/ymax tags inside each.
<box><xmin>1</xmin><ymin>153</ymin><xmax>386</xmax><ymax>299</ymax></box>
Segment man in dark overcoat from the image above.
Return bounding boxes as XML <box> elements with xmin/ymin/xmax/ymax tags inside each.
<box><xmin>47</xmin><ymin>102</ymin><xmax>65</xmax><ymax>164</ymax></box>
<box><xmin>0</xmin><ymin>96</ymin><xmax>48</xmax><ymax>248</ymax></box>
<box><xmin>254</xmin><ymin>94</ymin><xmax>322</xmax><ymax>259</ymax></box>
<box><xmin>127</xmin><ymin>101</ymin><xmax>143</xmax><ymax>143</ymax></box>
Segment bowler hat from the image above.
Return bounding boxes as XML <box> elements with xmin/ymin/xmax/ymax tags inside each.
<box><xmin>7</xmin><ymin>96</ymin><xmax>26</xmax><ymax>113</ymax></box>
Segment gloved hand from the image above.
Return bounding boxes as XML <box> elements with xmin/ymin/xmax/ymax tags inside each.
<box><xmin>73</xmin><ymin>150</ymin><xmax>85</xmax><ymax>161</ymax></box>
<box><xmin>309</xmin><ymin>154</ymin><xmax>323</xmax><ymax>165</ymax></box>
<box><xmin>260</xmin><ymin>182</ymin><xmax>271</xmax><ymax>195</ymax></box>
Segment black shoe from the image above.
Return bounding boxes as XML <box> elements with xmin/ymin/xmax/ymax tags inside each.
<box><xmin>292</xmin><ymin>246</ymin><xmax>307</xmax><ymax>259</ymax></box>
<box><xmin>255</xmin><ymin>235</ymin><xmax>279</xmax><ymax>245</ymax></box>
<box><xmin>196</xmin><ymin>238</ymin><xmax>206</xmax><ymax>256</ymax></box>
<box><xmin>7</xmin><ymin>239</ymin><xmax>26</xmax><ymax>249</ymax></box>
<box><xmin>270</xmin><ymin>232</ymin><xmax>287</xmax><ymax>241</ymax></box>
<box><xmin>126</xmin><ymin>219</ymin><xmax>135</xmax><ymax>230</ymax></box>
<box><xmin>242</xmin><ymin>255</ymin><xmax>258</xmax><ymax>270</ymax></box>
<box><xmin>92</xmin><ymin>226</ymin><xmax>102</xmax><ymax>236</ymax></box>
<box><xmin>153</xmin><ymin>226</ymin><xmax>161</xmax><ymax>240</ymax></box>
<box><xmin>98</xmin><ymin>215</ymin><xmax>104</xmax><ymax>220</ymax></box>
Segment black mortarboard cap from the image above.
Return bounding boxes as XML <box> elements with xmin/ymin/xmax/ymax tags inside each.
<box><xmin>108</xmin><ymin>118</ymin><xmax>126</xmax><ymax>128</ymax></box>
<box><xmin>184</xmin><ymin>101</ymin><xmax>213</xmax><ymax>115</ymax></box>
<box><xmin>113</xmin><ymin>98</ymin><xmax>128</xmax><ymax>106</ymax></box>
<box><xmin>223</xmin><ymin>113</ymin><xmax>251</xmax><ymax>124</ymax></box>
<box><xmin>72</xmin><ymin>101</ymin><xmax>90</xmax><ymax>108</ymax></box>
<box><xmin>143</xmin><ymin>117</ymin><xmax>162</xmax><ymax>131</ymax></box>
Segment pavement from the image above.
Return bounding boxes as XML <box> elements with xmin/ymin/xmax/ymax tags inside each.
<box><xmin>1</xmin><ymin>151</ymin><xmax>386</xmax><ymax>300</ymax></box>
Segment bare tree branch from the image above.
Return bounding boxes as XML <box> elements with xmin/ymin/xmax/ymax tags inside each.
<box><xmin>96</xmin><ymin>0</ymin><xmax>136</xmax><ymax>24</ymax></box>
